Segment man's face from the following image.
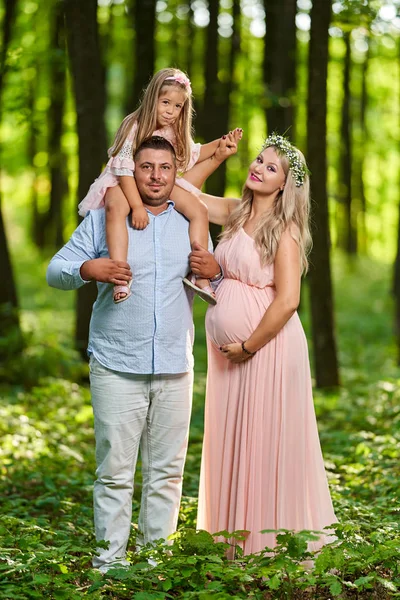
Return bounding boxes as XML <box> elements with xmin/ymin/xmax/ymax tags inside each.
<box><xmin>134</xmin><ymin>148</ymin><xmax>176</xmax><ymax>207</ymax></box>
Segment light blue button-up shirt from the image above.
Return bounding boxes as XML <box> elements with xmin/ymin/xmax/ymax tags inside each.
<box><xmin>47</xmin><ymin>203</ymin><xmax>201</xmax><ymax>374</ymax></box>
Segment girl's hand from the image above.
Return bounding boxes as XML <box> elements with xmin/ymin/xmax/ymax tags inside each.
<box><xmin>131</xmin><ymin>205</ymin><xmax>149</xmax><ymax>229</ymax></box>
<box><xmin>220</xmin><ymin>342</ymin><xmax>253</xmax><ymax>363</ymax></box>
<box><xmin>215</xmin><ymin>128</ymin><xmax>242</xmax><ymax>162</ymax></box>
<box><xmin>231</xmin><ymin>127</ymin><xmax>243</xmax><ymax>142</ymax></box>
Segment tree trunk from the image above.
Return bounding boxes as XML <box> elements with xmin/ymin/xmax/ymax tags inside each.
<box><xmin>125</xmin><ymin>0</ymin><xmax>156</xmax><ymax>112</ymax></box>
<box><xmin>340</xmin><ymin>31</ymin><xmax>356</xmax><ymax>254</ymax></box>
<box><xmin>263</xmin><ymin>0</ymin><xmax>297</xmax><ymax>135</ymax></box>
<box><xmin>357</xmin><ymin>43</ymin><xmax>369</xmax><ymax>254</ymax></box>
<box><xmin>393</xmin><ymin>38</ymin><xmax>400</xmax><ymax>364</ymax></box>
<box><xmin>64</xmin><ymin>0</ymin><xmax>107</xmax><ymax>357</ymax></box>
<box><xmin>200</xmin><ymin>0</ymin><xmax>220</xmax><ymax>243</ymax></box>
<box><xmin>201</xmin><ymin>0</ymin><xmax>240</xmax><ymax>244</ymax></box>
<box><xmin>45</xmin><ymin>1</ymin><xmax>67</xmax><ymax>248</ymax></box>
<box><xmin>306</xmin><ymin>0</ymin><xmax>339</xmax><ymax>388</ymax></box>
<box><xmin>185</xmin><ymin>3</ymin><xmax>195</xmax><ymax>79</ymax></box>
<box><xmin>27</xmin><ymin>76</ymin><xmax>43</xmax><ymax>248</ymax></box>
<box><xmin>0</xmin><ymin>0</ymin><xmax>22</xmax><ymax>358</ymax></box>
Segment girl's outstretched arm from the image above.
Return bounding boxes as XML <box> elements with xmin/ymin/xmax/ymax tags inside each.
<box><xmin>183</xmin><ymin>132</ymin><xmax>239</xmax><ymax>189</ymax></box>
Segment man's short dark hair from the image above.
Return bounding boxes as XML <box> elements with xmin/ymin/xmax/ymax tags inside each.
<box><xmin>134</xmin><ymin>136</ymin><xmax>176</xmax><ymax>163</ymax></box>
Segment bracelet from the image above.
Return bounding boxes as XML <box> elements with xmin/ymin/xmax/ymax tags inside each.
<box><xmin>241</xmin><ymin>341</ymin><xmax>256</xmax><ymax>356</ymax></box>
<box><xmin>209</xmin><ymin>271</ymin><xmax>222</xmax><ymax>282</ymax></box>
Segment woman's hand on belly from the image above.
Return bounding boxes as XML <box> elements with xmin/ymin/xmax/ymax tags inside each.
<box><xmin>220</xmin><ymin>342</ymin><xmax>254</xmax><ymax>363</ymax></box>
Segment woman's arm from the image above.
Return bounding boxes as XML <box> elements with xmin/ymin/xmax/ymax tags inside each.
<box><xmin>182</xmin><ymin>135</ymin><xmax>241</xmax><ymax>225</ymax></box>
<box><xmin>221</xmin><ymin>228</ymin><xmax>301</xmax><ymax>362</ymax></box>
<box><xmin>199</xmin><ymin>191</ymin><xmax>240</xmax><ymax>226</ymax></box>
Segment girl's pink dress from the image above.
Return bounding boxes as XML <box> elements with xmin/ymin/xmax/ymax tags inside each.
<box><xmin>78</xmin><ymin>122</ymin><xmax>201</xmax><ymax>216</ymax></box>
<box><xmin>197</xmin><ymin>228</ymin><xmax>337</xmax><ymax>555</ymax></box>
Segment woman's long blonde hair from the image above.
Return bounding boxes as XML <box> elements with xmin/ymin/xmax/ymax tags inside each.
<box><xmin>220</xmin><ymin>145</ymin><xmax>312</xmax><ymax>274</ymax></box>
<box><xmin>108</xmin><ymin>68</ymin><xmax>194</xmax><ymax>171</ymax></box>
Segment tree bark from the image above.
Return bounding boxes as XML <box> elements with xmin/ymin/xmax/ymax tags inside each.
<box><xmin>263</xmin><ymin>0</ymin><xmax>297</xmax><ymax>136</ymax></box>
<box><xmin>185</xmin><ymin>3</ymin><xmax>195</xmax><ymax>79</ymax></box>
<box><xmin>393</xmin><ymin>38</ymin><xmax>400</xmax><ymax>364</ymax></box>
<box><xmin>45</xmin><ymin>0</ymin><xmax>67</xmax><ymax>248</ymax></box>
<box><xmin>64</xmin><ymin>0</ymin><xmax>107</xmax><ymax>357</ymax></box>
<box><xmin>0</xmin><ymin>0</ymin><xmax>22</xmax><ymax>358</ymax></box>
<box><xmin>357</xmin><ymin>43</ymin><xmax>369</xmax><ymax>254</ymax></box>
<box><xmin>125</xmin><ymin>0</ymin><xmax>156</xmax><ymax>112</ymax></box>
<box><xmin>340</xmin><ymin>31</ymin><xmax>356</xmax><ymax>254</ymax></box>
<box><xmin>201</xmin><ymin>0</ymin><xmax>240</xmax><ymax>243</ymax></box>
<box><xmin>307</xmin><ymin>0</ymin><xmax>339</xmax><ymax>388</ymax></box>
<box><xmin>28</xmin><ymin>77</ymin><xmax>43</xmax><ymax>248</ymax></box>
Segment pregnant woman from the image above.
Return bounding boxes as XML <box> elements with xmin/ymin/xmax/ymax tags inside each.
<box><xmin>196</xmin><ymin>134</ymin><xmax>337</xmax><ymax>557</ymax></box>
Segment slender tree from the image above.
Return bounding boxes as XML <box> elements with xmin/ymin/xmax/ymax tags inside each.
<box><xmin>393</xmin><ymin>37</ymin><xmax>400</xmax><ymax>364</ymax></box>
<box><xmin>45</xmin><ymin>0</ymin><xmax>67</xmax><ymax>248</ymax></box>
<box><xmin>185</xmin><ymin>3</ymin><xmax>195</xmax><ymax>78</ymax></box>
<box><xmin>125</xmin><ymin>0</ymin><xmax>156</xmax><ymax>113</ymax></box>
<box><xmin>262</xmin><ymin>0</ymin><xmax>297</xmax><ymax>135</ymax></box>
<box><xmin>338</xmin><ymin>30</ymin><xmax>356</xmax><ymax>254</ymax></box>
<box><xmin>307</xmin><ymin>0</ymin><xmax>339</xmax><ymax>387</ymax></box>
<box><xmin>356</xmin><ymin>41</ymin><xmax>369</xmax><ymax>254</ymax></box>
<box><xmin>0</xmin><ymin>0</ymin><xmax>22</xmax><ymax>359</ymax></box>
<box><xmin>64</xmin><ymin>0</ymin><xmax>107</xmax><ymax>356</ymax></box>
<box><xmin>28</xmin><ymin>76</ymin><xmax>42</xmax><ymax>248</ymax></box>
<box><xmin>200</xmin><ymin>0</ymin><xmax>240</xmax><ymax>242</ymax></box>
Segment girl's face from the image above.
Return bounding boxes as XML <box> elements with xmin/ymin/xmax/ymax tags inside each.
<box><xmin>156</xmin><ymin>87</ymin><xmax>186</xmax><ymax>128</ymax></box>
<box><xmin>246</xmin><ymin>147</ymin><xmax>286</xmax><ymax>197</ymax></box>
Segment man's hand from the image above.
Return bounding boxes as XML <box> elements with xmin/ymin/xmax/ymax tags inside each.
<box><xmin>189</xmin><ymin>241</ymin><xmax>221</xmax><ymax>279</ymax></box>
<box><xmin>80</xmin><ymin>258</ymin><xmax>132</xmax><ymax>285</ymax></box>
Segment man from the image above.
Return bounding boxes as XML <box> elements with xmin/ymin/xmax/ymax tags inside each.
<box><xmin>46</xmin><ymin>136</ymin><xmax>222</xmax><ymax>572</ymax></box>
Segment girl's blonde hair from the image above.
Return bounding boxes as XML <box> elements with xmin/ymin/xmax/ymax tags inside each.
<box><xmin>109</xmin><ymin>68</ymin><xmax>194</xmax><ymax>171</ymax></box>
<box><xmin>220</xmin><ymin>145</ymin><xmax>312</xmax><ymax>274</ymax></box>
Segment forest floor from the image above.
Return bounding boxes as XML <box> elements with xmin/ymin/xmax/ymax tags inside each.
<box><xmin>0</xmin><ymin>241</ymin><xmax>399</xmax><ymax>599</ymax></box>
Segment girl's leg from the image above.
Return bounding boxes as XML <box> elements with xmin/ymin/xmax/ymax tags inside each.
<box><xmin>170</xmin><ymin>185</ymin><xmax>216</xmax><ymax>304</ymax></box>
<box><xmin>105</xmin><ymin>186</ymin><xmax>131</xmax><ymax>302</ymax></box>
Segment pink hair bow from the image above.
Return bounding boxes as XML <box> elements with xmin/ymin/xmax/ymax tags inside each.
<box><xmin>165</xmin><ymin>74</ymin><xmax>192</xmax><ymax>95</ymax></box>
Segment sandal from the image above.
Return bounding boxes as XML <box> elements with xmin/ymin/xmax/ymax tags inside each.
<box><xmin>113</xmin><ymin>280</ymin><xmax>133</xmax><ymax>304</ymax></box>
<box><xmin>183</xmin><ymin>275</ymin><xmax>217</xmax><ymax>306</ymax></box>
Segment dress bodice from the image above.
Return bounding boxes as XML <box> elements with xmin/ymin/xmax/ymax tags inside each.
<box><xmin>215</xmin><ymin>228</ymin><xmax>275</xmax><ymax>289</ymax></box>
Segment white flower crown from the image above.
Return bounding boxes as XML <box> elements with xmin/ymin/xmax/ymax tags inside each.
<box><xmin>262</xmin><ymin>133</ymin><xmax>309</xmax><ymax>187</ymax></box>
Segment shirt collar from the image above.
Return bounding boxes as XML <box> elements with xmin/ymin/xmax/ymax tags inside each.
<box><xmin>145</xmin><ymin>200</ymin><xmax>175</xmax><ymax>217</ymax></box>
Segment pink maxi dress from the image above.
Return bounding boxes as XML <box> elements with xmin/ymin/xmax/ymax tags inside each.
<box><xmin>197</xmin><ymin>228</ymin><xmax>337</xmax><ymax>555</ymax></box>
<box><xmin>78</xmin><ymin>122</ymin><xmax>201</xmax><ymax>217</ymax></box>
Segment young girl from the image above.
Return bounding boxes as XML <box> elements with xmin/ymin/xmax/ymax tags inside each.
<box><xmin>78</xmin><ymin>67</ymin><xmax>242</xmax><ymax>303</ymax></box>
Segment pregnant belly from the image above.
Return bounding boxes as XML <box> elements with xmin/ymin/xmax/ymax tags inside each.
<box><xmin>205</xmin><ymin>279</ymin><xmax>272</xmax><ymax>347</ymax></box>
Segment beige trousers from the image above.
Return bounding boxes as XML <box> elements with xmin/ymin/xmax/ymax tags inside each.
<box><xmin>89</xmin><ymin>356</ymin><xmax>193</xmax><ymax>571</ymax></box>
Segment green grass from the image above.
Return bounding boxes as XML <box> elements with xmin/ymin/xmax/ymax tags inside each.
<box><xmin>0</xmin><ymin>238</ymin><xmax>399</xmax><ymax>598</ymax></box>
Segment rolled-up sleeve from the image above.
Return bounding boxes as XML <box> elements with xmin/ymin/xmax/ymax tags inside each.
<box><xmin>46</xmin><ymin>214</ymin><xmax>98</xmax><ymax>290</ymax></box>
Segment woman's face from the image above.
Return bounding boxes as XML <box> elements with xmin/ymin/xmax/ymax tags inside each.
<box><xmin>246</xmin><ymin>147</ymin><xmax>286</xmax><ymax>197</ymax></box>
